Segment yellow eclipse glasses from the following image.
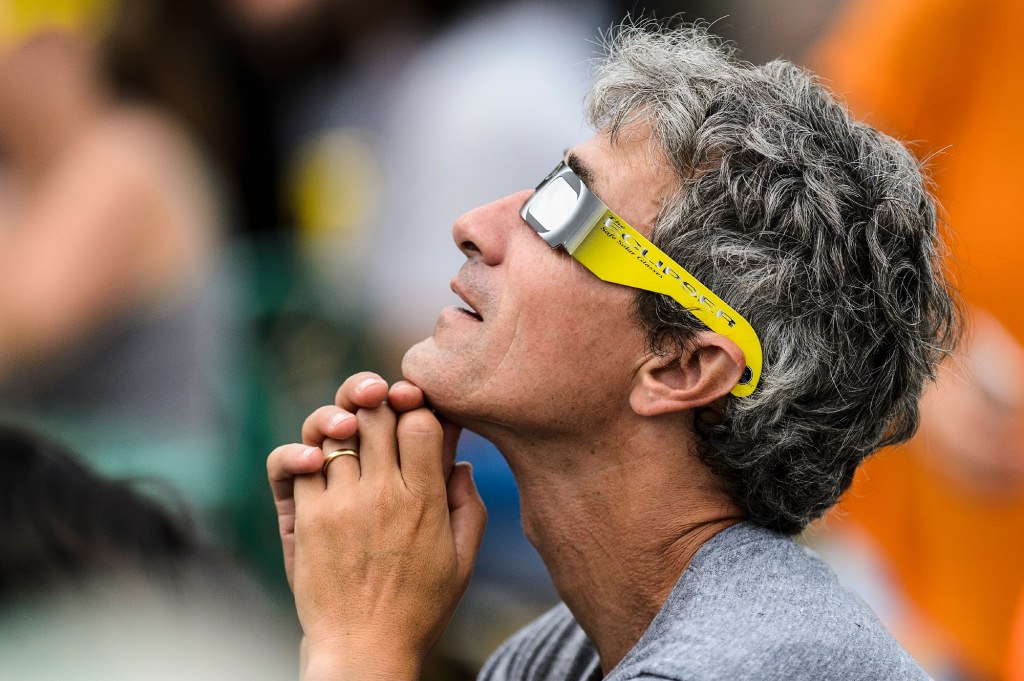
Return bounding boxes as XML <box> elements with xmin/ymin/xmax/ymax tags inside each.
<box><xmin>520</xmin><ymin>161</ymin><xmax>762</xmax><ymax>397</ymax></box>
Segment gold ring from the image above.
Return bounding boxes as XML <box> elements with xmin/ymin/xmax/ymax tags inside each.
<box><xmin>322</xmin><ymin>449</ymin><xmax>359</xmax><ymax>475</ymax></box>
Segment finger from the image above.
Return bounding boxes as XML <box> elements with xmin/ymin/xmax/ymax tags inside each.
<box><xmin>294</xmin><ymin>466</ymin><xmax>324</xmax><ymax>505</ymax></box>
<box><xmin>357</xmin><ymin>402</ymin><xmax>399</xmax><ymax>480</ymax></box>
<box><xmin>334</xmin><ymin>372</ymin><xmax>388</xmax><ymax>412</ymax></box>
<box><xmin>322</xmin><ymin>435</ymin><xmax>361</xmax><ymax>486</ymax></box>
<box><xmin>387</xmin><ymin>380</ymin><xmax>426</xmax><ymax>413</ymax></box>
<box><xmin>267</xmin><ymin>443</ymin><xmax>322</xmax><ymax>590</ymax></box>
<box><xmin>301</xmin><ymin>406</ymin><xmax>357</xmax><ymax>447</ymax></box>
<box><xmin>268</xmin><ymin>443</ymin><xmax>323</xmax><ymax>509</ymax></box>
<box><xmin>447</xmin><ymin>462</ymin><xmax>487</xmax><ymax>587</ymax></box>
<box><xmin>395</xmin><ymin>408</ymin><xmax>444</xmax><ymax>496</ymax></box>
<box><xmin>439</xmin><ymin>417</ymin><xmax>462</xmax><ymax>482</ymax></box>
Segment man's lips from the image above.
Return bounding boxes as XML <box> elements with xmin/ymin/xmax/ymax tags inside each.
<box><xmin>451</xmin><ymin>279</ymin><xmax>483</xmax><ymax>321</ymax></box>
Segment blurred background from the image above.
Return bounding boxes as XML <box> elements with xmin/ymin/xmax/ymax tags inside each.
<box><xmin>1</xmin><ymin>0</ymin><xmax>1021</xmax><ymax>679</ymax></box>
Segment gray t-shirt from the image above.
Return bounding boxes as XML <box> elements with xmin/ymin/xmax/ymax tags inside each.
<box><xmin>478</xmin><ymin>523</ymin><xmax>928</xmax><ymax>681</ymax></box>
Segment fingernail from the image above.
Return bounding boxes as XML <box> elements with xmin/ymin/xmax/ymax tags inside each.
<box><xmin>357</xmin><ymin>377</ymin><xmax>382</xmax><ymax>392</ymax></box>
<box><xmin>301</xmin><ymin>446</ymin><xmax>317</xmax><ymax>458</ymax></box>
<box><xmin>330</xmin><ymin>412</ymin><xmax>354</xmax><ymax>427</ymax></box>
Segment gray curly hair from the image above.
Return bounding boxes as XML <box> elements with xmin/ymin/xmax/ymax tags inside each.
<box><xmin>587</xmin><ymin>23</ymin><xmax>961</xmax><ymax>535</ymax></box>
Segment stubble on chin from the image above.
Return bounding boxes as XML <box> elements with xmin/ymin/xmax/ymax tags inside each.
<box><xmin>399</xmin><ymin>335</ymin><xmax>438</xmax><ymax>391</ymax></box>
<box><xmin>399</xmin><ymin>335</ymin><xmax>469</xmax><ymax>420</ymax></box>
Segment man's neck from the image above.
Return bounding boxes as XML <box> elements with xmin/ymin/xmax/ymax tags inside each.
<box><xmin>494</xmin><ymin>425</ymin><xmax>743</xmax><ymax>674</ymax></box>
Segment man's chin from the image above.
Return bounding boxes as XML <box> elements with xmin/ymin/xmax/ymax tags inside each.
<box><xmin>399</xmin><ymin>335</ymin><xmax>433</xmax><ymax>382</ymax></box>
<box><xmin>400</xmin><ymin>337</ymin><xmax>468</xmax><ymax>424</ymax></box>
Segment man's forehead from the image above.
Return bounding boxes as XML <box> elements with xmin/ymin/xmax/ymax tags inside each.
<box><xmin>564</xmin><ymin>128</ymin><xmax>674</xmax><ymax>236</ymax></box>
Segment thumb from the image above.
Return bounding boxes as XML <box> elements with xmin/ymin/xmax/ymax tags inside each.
<box><xmin>447</xmin><ymin>462</ymin><xmax>487</xmax><ymax>585</ymax></box>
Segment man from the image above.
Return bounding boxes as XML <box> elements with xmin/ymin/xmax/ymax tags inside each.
<box><xmin>268</xmin><ymin>23</ymin><xmax>959</xmax><ymax>680</ymax></box>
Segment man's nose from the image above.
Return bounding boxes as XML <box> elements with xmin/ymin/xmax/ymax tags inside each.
<box><xmin>452</xmin><ymin>189</ymin><xmax>533</xmax><ymax>266</ymax></box>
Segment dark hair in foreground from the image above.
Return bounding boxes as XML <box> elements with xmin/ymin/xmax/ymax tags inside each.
<box><xmin>0</xmin><ymin>424</ymin><xmax>205</xmax><ymax>599</ymax></box>
<box><xmin>588</xmin><ymin>24</ymin><xmax>960</xmax><ymax>534</ymax></box>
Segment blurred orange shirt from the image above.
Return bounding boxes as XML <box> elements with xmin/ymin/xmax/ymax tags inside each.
<box><xmin>810</xmin><ymin>0</ymin><xmax>1024</xmax><ymax>678</ymax></box>
<box><xmin>1012</xmin><ymin>590</ymin><xmax>1024</xmax><ymax>681</ymax></box>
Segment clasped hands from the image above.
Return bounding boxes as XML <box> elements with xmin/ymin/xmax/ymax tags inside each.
<box><xmin>267</xmin><ymin>373</ymin><xmax>488</xmax><ymax>681</ymax></box>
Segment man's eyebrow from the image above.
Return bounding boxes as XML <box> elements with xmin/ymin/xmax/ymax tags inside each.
<box><xmin>565</xmin><ymin>151</ymin><xmax>596</xmax><ymax>187</ymax></box>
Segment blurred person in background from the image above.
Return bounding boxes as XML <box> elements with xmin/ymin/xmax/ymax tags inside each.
<box><xmin>1012</xmin><ymin>596</ymin><xmax>1024</xmax><ymax>681</ymax></box>
<box><xmin>0</xmin><ymin>0</ymin><xmax>236</xmax><ymax>525</ymax></box>
<box><xmin>0</xmin><ymin>423</ymin><xmax>297</xmax><ymax>680</ymax></box>
<box><xmin>613</xmin><ymin>0</ymin><xmax>845</xmax><ymax>65</ymax></box>
<box><xmin>804</xmin><ymin>0</ymin><xmax>1024</xmax><ymax>678</ymax></box>
<box><xmin>0</xmin><ymin>422</ymin><xmax>221</xmax><ymax>600</ymax></box>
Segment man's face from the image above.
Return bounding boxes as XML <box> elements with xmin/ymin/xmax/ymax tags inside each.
<box><xmin>402</xmin><ymin>123</ymin><xmax>676</xmax><ymax>440</ymax></box>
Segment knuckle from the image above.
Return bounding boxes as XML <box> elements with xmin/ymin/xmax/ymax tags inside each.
<box><xmin>311</xmin><ymin>405</ymin><xmax>334</xmax><ymax>422</ymax></box>
<box><xmin>302</xmin><ymin>405</ymin><xmax>333</xmax><ymax>436</ymax></box>
<box><xmin>266</xmin><ymin>447</ymin><xmax>283</xmax><ymax>474</ymax></box>
<box><xmin>267</xmin><ymin>443</ymin><xmax>297</xmax><ymax>473</ymax></box>
<box><xmin>398</xmin><ymin>409</ymin><xmax>441</xmax><ymax>440</ymax></box>
<box><xmin>335</xmin><ymin>378</ymin><xmax>356</xmax><ymax>404</ymax></box>
<box><xmin>299</xmin><ymin>497</ymin><xmax>354</xmax><ymax>535</ymax></box>
<box><xmin>368</xmin><ymin>482</ymin><xmax>400</xmax><ymax>515</ymax></box>
<box><xmin>295</xmin><ymin>501</ymin><xmax>329</xmax><ymax>535</ymax></box>
<box><xmin>362</xmin><ymin>402</ymin><xmax>398</xmax><ymax>430</ymax></box>
<box><xmin>336</xmin><ymin>371</ymin><xmax>383</xmax><ymax>402</ymax></box>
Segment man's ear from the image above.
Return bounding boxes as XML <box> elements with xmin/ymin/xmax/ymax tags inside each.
<box><xmin>630</xmin><ymin>332</ymin><xmax>746</xmax><ymax>417</ymax></box>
